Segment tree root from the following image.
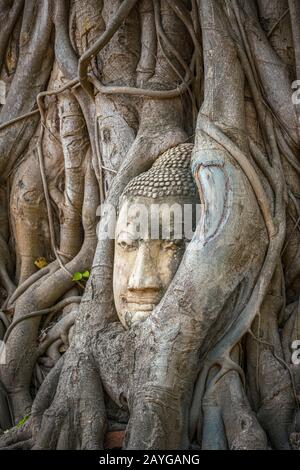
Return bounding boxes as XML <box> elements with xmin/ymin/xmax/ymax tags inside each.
<box><xmin>201</xmin><ymin>365</ymin><xmax>269</xmax><ymax>450</ymax></box>
<box><xmin>3</xmin><ymin>296</ymin><xmax>81</xmax><ymax>343</ymax></box>
<box><xmin>32</xmin><ymin>348</ymin><xmax>107</xmax><ymax>450</ymax></box>
<box><xmin>0</xmin><ymin>156</ymin><xmax>98</xmax><ymax>419</ymax></box>
<box><xmin>79</xmin><ymin>0</ymin><xmax>139</xmax><ymax>97</ymax></box>
<box><xmin>36</xmin><ymin>309</ymin><xmax>77</xmax><ymax>358</ymax></box>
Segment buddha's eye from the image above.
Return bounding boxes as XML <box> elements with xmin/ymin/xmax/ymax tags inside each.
<box><xmin>117</xmin><ymin>239</ymin><xmax>138</xmax><ymax>251</ymax></box>
<box><xmin>162</xmin><ymin>239</ymin><xmax>184</xmax><ymax>251</ymax></box>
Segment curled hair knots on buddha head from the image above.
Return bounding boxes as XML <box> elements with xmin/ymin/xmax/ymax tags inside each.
<box><xmin>121</xmin><ymin>143</ymin><xmax>198</xmax><ymax>201</ymax></box>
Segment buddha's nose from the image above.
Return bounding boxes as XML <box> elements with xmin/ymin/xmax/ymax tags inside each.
<box><xmin>128</xmin><ymin>243</ymin><xmax>161</xmax><ymax>292</ymax></box>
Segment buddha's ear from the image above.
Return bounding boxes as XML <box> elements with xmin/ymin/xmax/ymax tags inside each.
<box><xmin>192</xmin><ymin>149</ymin><xmax>230</xmax><ymax>244</ymax></box>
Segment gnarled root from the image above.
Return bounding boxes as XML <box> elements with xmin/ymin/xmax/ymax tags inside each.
<box><xmin>202</xmin><ymin>367</ymin><xmax>268</xmax><ymax>450</ymax></box>
<box><xmin>0</xmin><ymin>162</ymin><xmax>99</xmax><ymax>421</ymax></box>
<box><xmin>256</xmin><ymin>350</ymin><xmax>295</xmax><ymax>450</ymax></box>
<box><xmin>33</xmin><ymin>345</ymin><xmax>106</xmax><ymax>450</ymax></box>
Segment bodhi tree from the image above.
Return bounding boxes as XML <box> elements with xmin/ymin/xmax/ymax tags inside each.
<box><xmin>0</xmin><ymin>0</ymin><xmax>299</xmax><ymax>450</ymax></box>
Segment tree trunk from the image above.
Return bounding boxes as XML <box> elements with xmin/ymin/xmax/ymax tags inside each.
<box><xmin>0</xmin><ymin>0</ymin><xmax>300</xmax><ymax>450</ymax></box>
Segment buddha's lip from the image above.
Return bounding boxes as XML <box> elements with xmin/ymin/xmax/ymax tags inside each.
<box><xmin>126</xmin><ymin>305</ymin><xmax>154</xmax><ymax>313</ymax></box>
<box><xmin>123</xmin><ymin>295</ymin><xmax>161</xmax><ymax>306</ymax></box>
<box><xmin>123</xmin><ymin>299</ymin><xmax>159</xmax><ymax>310</ymax></box>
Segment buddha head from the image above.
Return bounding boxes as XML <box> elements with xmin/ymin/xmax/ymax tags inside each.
<box><xmin>113</xmin><ymin>143</ymin><xmax>200</xmax><ymax>329</ymax></box>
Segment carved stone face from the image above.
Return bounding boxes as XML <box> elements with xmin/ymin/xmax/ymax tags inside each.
<box><xmin>113</xmin><ymin>196</ymin><xmax>189</xmax><ymax>329</ymax></box>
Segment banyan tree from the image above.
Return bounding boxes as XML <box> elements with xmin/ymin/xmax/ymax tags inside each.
<box><xmin>0</xmin><ymin>0</ymin><xmax>300</xmax><ymax>450</ymax></box>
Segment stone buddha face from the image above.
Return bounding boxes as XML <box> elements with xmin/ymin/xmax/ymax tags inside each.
<box><xmin>113</xmin><ymin>144</ymin><xmax>199</xmax><ymax>329</ymax></box>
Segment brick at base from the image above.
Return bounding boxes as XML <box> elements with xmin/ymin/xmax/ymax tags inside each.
<box><xmin>104</xmin><ymin>431</ymin><xmax>125</xmax><ymax>449</ymax></box>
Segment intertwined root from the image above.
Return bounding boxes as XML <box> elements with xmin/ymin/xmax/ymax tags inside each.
<box><xmin>0</xmin><ymin>0</ymin><xmax>299</xmax><ymax>451</ymax></box>
<box><xmin>202</xmin><ymin>369</ymin><xmax>268</xmax><ymax>450</ymax></box>
<box><xmin>0</xmin><ymin>287</ymin><xmax>298</xmax><ymax>451</ymax></box>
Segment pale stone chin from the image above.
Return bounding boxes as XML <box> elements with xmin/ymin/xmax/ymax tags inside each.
<box><xmin>124</xmin><ymin>310</ymin><xmax>153</xmax><ymax>329</ymax></box>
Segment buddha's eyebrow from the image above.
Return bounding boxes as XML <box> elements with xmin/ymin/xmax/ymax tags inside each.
<box><xmin>116</xmin><ymin>230</ymin><xmax>140</xmax><ymax>241</ymax></box>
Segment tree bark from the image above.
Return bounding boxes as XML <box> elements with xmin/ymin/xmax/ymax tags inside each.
<box><xmin>0</xmin><ymin>0</ymin><xmax>299</xmax><ymax>451</ymax></box>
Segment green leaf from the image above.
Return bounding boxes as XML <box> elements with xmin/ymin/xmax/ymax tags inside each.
<box><xmin>72</xmin><ymin>272</ymin><xmax>83</xmax><ymax>281</ymax></box>
<box><xmin>82</xmin><ymin>270</ymin><xmax>90</xmax><ymax>279</ymax></box>
<box><xmin>16</xmin><ymin>414</ymin><xmax>30</xmax><ymax>429</ymax></box>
